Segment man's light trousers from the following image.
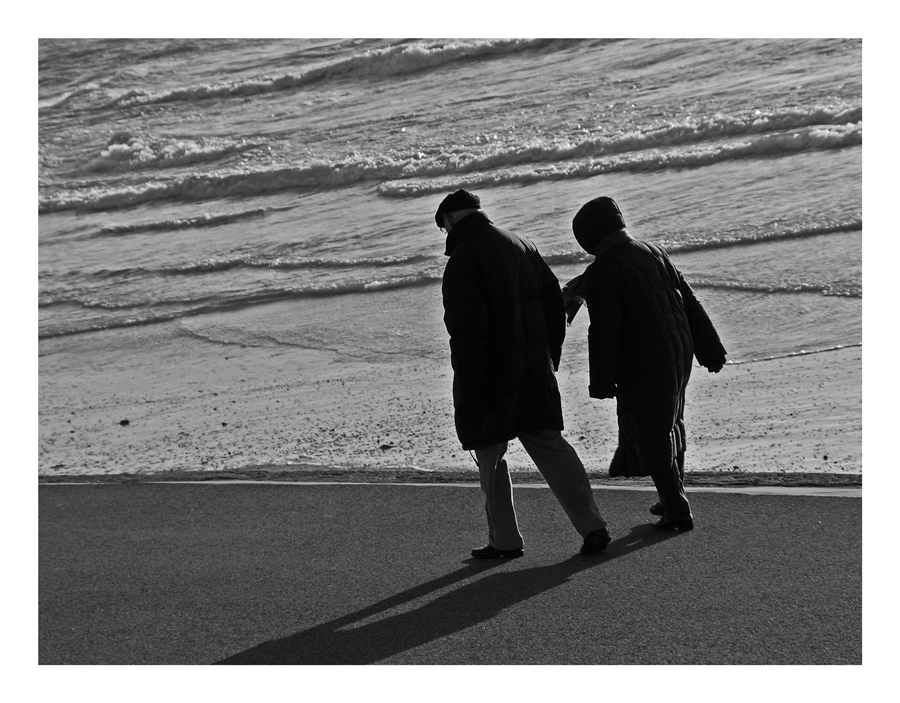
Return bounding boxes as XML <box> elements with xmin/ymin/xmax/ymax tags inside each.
<box><xmin>473</xmin><ymin>429</ymin><xmax>607</xmax><ymax>551</ymax></box>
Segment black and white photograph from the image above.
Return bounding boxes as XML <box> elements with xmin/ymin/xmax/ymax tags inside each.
<box><xmin>29</xmin><ymin>11</ymin><xmax>883</xmax><ymax>699</ymax></box>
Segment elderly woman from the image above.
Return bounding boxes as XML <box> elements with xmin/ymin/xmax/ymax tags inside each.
<box><xmin>566</xmin><ymin>196</ymin><xmax>727</xmax><ymax>531</ymax></box>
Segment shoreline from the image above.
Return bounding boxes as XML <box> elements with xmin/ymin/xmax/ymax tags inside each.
<box><xmin>38</xmin><ymin>467</ymin><xmax>861</xmax><ymax>488</ymax></box>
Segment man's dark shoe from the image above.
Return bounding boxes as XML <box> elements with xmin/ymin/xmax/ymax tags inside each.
<box><xmin>649</xmin><ymin>501</ymin><xmax>665</xmax><ymax>516</ymax></box>
<box><xmin>471</xmin><ymin>544</ymin><xmax>524</xmax><ymax>559</ymax></box>
<box><xmin>580</xmin><ymin>527</ymin><xmax>611</xmax><ymax>555</ymax></box>
<box><xmin>653</xmin><ymin>515</ymin><xmax>694</xmax><ymax>531</ymax></box>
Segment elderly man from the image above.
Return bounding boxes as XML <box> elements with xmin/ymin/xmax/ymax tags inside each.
<box><xmin>437</xmin><ymin>189</ymin><xmax>610</xmax><ymax>558</ymax></box>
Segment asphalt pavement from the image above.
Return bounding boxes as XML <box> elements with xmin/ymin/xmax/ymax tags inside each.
<box><xmin>38</xmin><ymin>481</ymin><xmax>861</xmax><ymax>665</ymax></box>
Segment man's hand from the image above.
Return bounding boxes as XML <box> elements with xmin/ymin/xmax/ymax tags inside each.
<box><xmin>561</xmin><ymin>273</ymin><xmax>586</xmax><ymax>325</ymax></box>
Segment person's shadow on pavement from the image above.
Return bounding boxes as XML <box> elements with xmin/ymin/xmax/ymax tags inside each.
<box><xmin>217</xmin><ymin>523</ymin><xmax>679</xmax><ymax>664</ymax></box>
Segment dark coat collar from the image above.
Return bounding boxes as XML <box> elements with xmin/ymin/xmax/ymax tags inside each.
<box><xmin>593</xmin><ymin>228</ymin><xmax>633</xmax><ymax>257</ymax></box>
<box><xmin>443</xmin><ymin>211</ymin><xmax>492</xmax><ymax>256</ymax></box>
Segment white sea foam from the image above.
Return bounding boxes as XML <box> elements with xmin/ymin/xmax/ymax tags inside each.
<box><xmin>378</xmin><ymin>122</ymin><xmax>863</xmax><ymax>197</ymax></box>
<box><xmin>39</xmin><ymin>108</ymin><xmax>862</xmax><ymax>213</ymax></box>
<box><xmin>103</xmin><ymin>39</ymin><xmax>548</xmax><ymax>108</ymax></box>
<box><xmin>86</xmin><ymin>135</ymin><xmax>264</xmax><ymax>172</ymax></box>
<box><xmin>95</xmin><ymin>207</ymin><xmax>275</xmax><ymax>235</ymax></box>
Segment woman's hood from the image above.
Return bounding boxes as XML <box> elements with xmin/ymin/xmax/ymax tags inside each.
<box><xmin>572</xmin><ymin>196</ymin><xmax>627</xmax><ymax>255</ymax></box>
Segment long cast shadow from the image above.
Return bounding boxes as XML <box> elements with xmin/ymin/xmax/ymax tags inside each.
<box><xmin>217</xmin><ymin>523</ymin><xmax>678</xmax><ymax>664</ymax></box>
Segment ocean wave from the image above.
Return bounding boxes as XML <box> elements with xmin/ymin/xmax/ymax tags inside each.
<box><xmin>428</xmin><ymin>105</ymin><xmax>863</xmax><ymax>175</ymax></box>
<box><xmin>687</xmin><ymin>279</ymin><xmax>861</xmax><ymax>298</ymax></box>
<box><xmin>378</xmin><ymin>122</ymin><xmax>863</xmax><ymax>197</ymax></box>
<box><xmin>656</xmin><ymin>219</ymin><xmax>863</xmax><ymax>253</ymax></box>
<box><xmin>86</xmin><ymin>133</ymin><xmax>264</xmax><ymax>173</ymax></box>
<box><xmin>39</xmin><ymin>107</ymin><xmax>861</xmax><ymax>213</ymax></box>
<box><xmin>38</xmin><ymin>274</ymin><xmax>442</xmax><ymax>337</ymax></box>
<box><xmin>546</xmin><ymin>253</ymin><xmax>860</xmax><ymax>298</ymax></box>
<box><xmin>38</xmin><ymin>90</ymin><xmax>79</xmax><ymax>111</ymax></box>
<box><xmin>38</xmin><ymin>80</ymin><xmax>109</xmax><ymax>112</ymax></box>
<box><xmin>545</xmin><ymin>219</ymin><xmax>861</xmax><ymax>265</ymax></box>
<box><xmin>94</xmin><ymin>207</ymin><xmax>280</xmax><ymax>236</ymax></box>
<box><xmin>105</xmin><ymin>39</ymin><xmax>553</xmax><ymax>108</ymax></box>
<box><xmin>39</xmin><ymin>160</ymin><xmax>392</xmax><ymax>212</ymax></box>
<box><xmin>82</xmin><ymin>252</ymin><xmax>437</xmax><ymax>277</ymax></box>
<box><xmin>169</xmin><ymin>253</ymin><xmax>435</xmax><ymax>275</ymax></box>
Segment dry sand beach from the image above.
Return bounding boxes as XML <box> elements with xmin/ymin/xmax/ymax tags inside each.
<box><xmin>38</xmin><ymin>310</ymin><xmax>861</xmax><ymax>486</ymax></box>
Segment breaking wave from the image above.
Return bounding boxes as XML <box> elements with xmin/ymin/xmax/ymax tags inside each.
<box><xmin>94</xmin><ymin>206</ymin><xmax>284</xmax><ymax>236</ymax></box>
<box><xmin>378</xmin><ymin>122</ymin><xmax>862</xmax><ymax>197</ymax></box>
<box><xmin>103</xmin><ymin>39</ymin><xmax>556</xmax><ymax>108</ymax></box>
<box><xmin>40</xmin><ymin>105</ymin><xmax>861</xmax><ymax>213</ymax></box>
<box><xmin>86</xmin><ymin>133</ymin><xmax>264</xmax><ymax>172</ymax></box>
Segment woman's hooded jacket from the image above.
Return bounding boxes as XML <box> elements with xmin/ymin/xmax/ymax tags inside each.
<box><xmin>442</xmin><ymin>210</ymin><xmax>566</xmax><ymax>450</ymax></box>
<box><xmin>571</xmin><ymin>196</ymin><xmax>726</xmax><ymax>475</ymax></box>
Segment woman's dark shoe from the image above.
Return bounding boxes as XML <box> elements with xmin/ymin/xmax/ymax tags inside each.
<box><xmin>649</xmin><ymin>501</ymin><xmax>665</xmax><ymax>516</ymax></box>
<box><xmin>653</xmin><ymin>515</ymin><xmax>694</xmax><ymax>531</ymax></box>
<box><xmin>580</xmin><ymin>527</ymin><xmax>612</xmax><ymax>555</ymax></box>
<box><xmin>471</xmin><ymin>544</ymin><xmax>524</xmax><ymax>559</ymax></box>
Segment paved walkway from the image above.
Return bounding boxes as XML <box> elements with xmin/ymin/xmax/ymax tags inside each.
<box><xmin>39</xmin><ymin>482</ymin><xmax>861</xmax><ymax>665</ymax></box>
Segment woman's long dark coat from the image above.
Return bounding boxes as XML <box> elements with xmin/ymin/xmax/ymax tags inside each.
<box><xmin>580</xmin><ymin>231</ymin><xmax>726</xmax><ymax>476</ymax></box>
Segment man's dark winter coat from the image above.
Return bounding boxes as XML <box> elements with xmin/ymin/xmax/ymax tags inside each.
<box><xmin>580</xmin><ymin>230</ymin><xmax>726</xmax><ymax>476</ymax></box>
<box><xmin>442</xmin><ymin>212</ymin><xmax>565</xmax><ymax>450</ymax></box>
